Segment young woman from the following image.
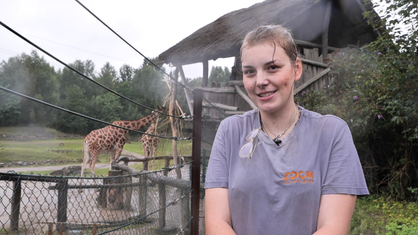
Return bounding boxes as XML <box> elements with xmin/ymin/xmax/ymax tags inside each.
<box><xmin>204</xmin><ymin>25</ymin><xmax>369</xmax><ymax>235</ymax></box>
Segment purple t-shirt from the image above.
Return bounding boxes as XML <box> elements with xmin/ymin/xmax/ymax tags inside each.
<box><xmin>205</xmin><ymin>107</ymin><xmax>369</xmax><ymax>235</ymax></box>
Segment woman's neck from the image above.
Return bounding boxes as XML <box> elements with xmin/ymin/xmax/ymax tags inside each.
<box><xmin>259</xmin><ymin>104</ymin><xmax>299</xmax><ymax>138</ymax></box>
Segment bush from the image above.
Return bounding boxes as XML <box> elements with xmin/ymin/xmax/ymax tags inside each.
<box><xmin>297</xmin><ymin>46</ymin><xmax>418</xmax><ymax>200</ymax></box>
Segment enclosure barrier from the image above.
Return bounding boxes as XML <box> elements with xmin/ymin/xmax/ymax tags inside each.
<box><xmin>0</xmin><ymin>162</ymin><xmax>194</xmax><ymax>235</ymax></box>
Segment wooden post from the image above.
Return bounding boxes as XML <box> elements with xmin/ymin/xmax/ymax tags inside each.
<box><xmin>158</xmin><ymin>180</ymin><xmax>166</xmax><ymax>228</ymax></box>
<box><xmin>170</xmin><ymin>68</ymin><xmax>182</xmax><ymax>179</ymax></box>
<box><xmin>47</xmin><ymin>223</ymin><xmax>53</xmax><ymax>235</ymax></box>
<box><xmin>107</xmin><ymin>170</ymin><xmax>123</xmax><ymax>210</ymax></box>
<box><xmin>10</xmin><ymin>179</ymin><xmax>21</xmax><ymax>231</ymax></box>
<box><xmin>202</xmin><ymin>60</ymin><xmax>208</xmax><ymax>87</ymax></box>
<box><xmin>57</xmin><ymin>179</ymin><xmax>68</xmax><ymax>233</ymax></box>
<box><xmin>191</xmin><ymin>89</ymin><xmax>203</xmax><ymax>235</ymax></box>
<box><xmin>97</xmin><ymin>178</ymin><xmax>108</xmax><ymax>207</ymax></box>
<box><xmin>92</xmin><ymin>224</ymin><xmax>97</xmax><ymax>235</ymax></box>
<box><xmin>179</xmin><ymin>66</ymin><xmax>193</xmax><ymax>115</ymax></box>
<box><xmin>164</xmin><ymin>158</ymin><xmax>170</xmax><ymax>174</ymax></box>
<box><xmin>143</xmin><ymin>158</ymin><xmax>149</xmax><ymax>171</ymax></box>
<box><xmin>123</xmin><ymin>171</ymin><xmax>133</xmax><ymax>211</ymax></box>
<box><xmin>138</xmin><ymin>173</ymin><xmax>148</xmax><ymax>218</ymax></box>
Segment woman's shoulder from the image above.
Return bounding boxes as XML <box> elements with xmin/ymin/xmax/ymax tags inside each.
<box><xmin>221</xmin><ymin>109</ymin><xmax>259</xmax><ymax>124</ymax></box>
<box><xmin>217</xmin><ymin>109</ymin><xmax>260</xmax><ymax>134</ymax></box>
<box><xmin>301</xmin><ymin>106</ymin><xmax>348</xmax><ymax>127</ymax></box>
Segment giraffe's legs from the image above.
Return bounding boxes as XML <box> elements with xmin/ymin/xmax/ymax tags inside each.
<box><xmin>79</xmin><ymin>140</ymin><xmax>91</xmax><ymax>193</ymax></box>
<box><xmin>149</xmin><ymin>138</ymin><xmax>159</xmax><ymax>171</ymax></box>
<box><xmin>150</xmin><ymin>146</ymin><xmax>156</xmax><ymax>171</ymax></box>
<box><xmin>142</xmin><ymin>142</ymin><xmax>149</xmax><ymax>171</ymax></box>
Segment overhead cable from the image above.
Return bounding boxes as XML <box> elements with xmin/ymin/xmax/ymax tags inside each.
<box><xmin>75</xmin><ymin>0</ymin><xmax>192</xmax><ymax>93</ymax></box>
<box><xmin>75</xmin><ymin>0</ymin><xmax>227</xmax><ymax>117</ymax></box>
<box><xmin>0</xmin><ymin>20</ymin><xmax>184</xmax><ymax>119</ymax></box>
<box><xmin>0</xmin><ymin>85</ymin><xmax>190</xmax><ymax>141</ymax></box>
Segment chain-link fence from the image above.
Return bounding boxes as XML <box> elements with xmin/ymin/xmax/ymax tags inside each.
<box><xmin>0</xmin><ymin>163</ymin><xmax>193</xmax><ymax>235</ymax></box>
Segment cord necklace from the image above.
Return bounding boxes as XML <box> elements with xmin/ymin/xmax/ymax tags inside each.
<box><xmin>261</xmin><ymin>106</ymin><xmax>299</xmax><ymax>146</ymax></box>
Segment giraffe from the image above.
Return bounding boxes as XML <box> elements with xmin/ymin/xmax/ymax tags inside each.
<box><xmin>140</xmin><ymin>118</ymin><xmax>160</xmax><ymax>171</ymax></box>
<box><xmin>80</xmin><ymin>106</ymin><xmax>166</xmax><ymax>178</ymax></box>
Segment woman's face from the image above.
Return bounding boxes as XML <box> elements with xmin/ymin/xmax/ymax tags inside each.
<box><xmin>241</xmin><ymin>42</ymin><xmax>301</xmax><ymax>114</ymax></box>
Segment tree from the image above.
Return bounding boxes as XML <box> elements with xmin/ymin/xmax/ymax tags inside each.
<box><xmin>55</xmin><ymin>84</ymin><xmax>88</xmax><ymax>134</ymax></box>
<box><xmin>96</xmin><ymin>62</ymin><xmax>118</xmax><ymax>92</ymax></box>
<box><xmin>87</xmin><ymin>93</ymin><xmax>123</xmax><ymax>131</ymax></box>
<box><xmin>119</xmin><ymin>64</ymin><xmax>135</xmax><ymax>83</ymax></box>
<box><xmin>208</xmin><ymin>66</ymin><xmax>231</xmax><ymax>87</ymax></box>
<box><xmin>0</xmin><ymin>51</ymin><xmax>59</xmax><ymax>126</ymax></box>
<box><xmin>60</xmin><ymin>59</ymin><xmax>97</xmax><ymax>100</ymax></box>
<box><xmin>132</xmin><ymin>59</ymin><xmax>168</xmax><ymax>111</ymax></box>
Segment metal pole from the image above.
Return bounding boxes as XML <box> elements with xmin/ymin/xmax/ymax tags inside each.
<box><xmin>10</xmin><ymin>179</ymin><xmax>21</xmax><ymax>231</ymax></box>
<box><xmin>191</xmin><ymin>89</ymin><xmax>203</xmax><ymax>234</ymax></box>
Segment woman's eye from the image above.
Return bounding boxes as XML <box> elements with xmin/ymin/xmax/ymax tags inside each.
<box><xmin>244</xmin><ymin>69</ymin><xmax>255</xmax><ymax>76</ymax></box>
<box><xmin>268</xmin><ymin>65</ymin><xmax>279</xmax><ymax>71</ymax></box>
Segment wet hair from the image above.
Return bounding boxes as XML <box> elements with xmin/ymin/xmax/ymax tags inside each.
<box><xmin>240</xmin><ymin>25</ymin><xmax>299</xmax><ymax>65</ymax></box>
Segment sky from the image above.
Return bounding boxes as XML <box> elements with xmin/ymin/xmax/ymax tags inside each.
<box><xmin>0</xmin><ymin>0</ymin><xmax>263</xmax><ymax>79</ymax></box>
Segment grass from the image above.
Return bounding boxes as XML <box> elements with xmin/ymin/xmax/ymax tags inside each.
<box><xmin>0</xmin><ymin>126</ymin><xmax>193</xmax><ymax>175</ymax></box>
<box><xmin>0</xmin><ymin>139</ymin><xmax>83</xmax><ymax>163</ymax></box>
<box><xmin>350</xmin><ymin>195</ymin><xmax>418</xmax><ymax>234</ymax></box>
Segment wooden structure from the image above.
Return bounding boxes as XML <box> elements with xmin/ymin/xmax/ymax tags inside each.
<box><xmin>157</xmin><ymin>0</ymin><xmax>382</xmax><ymax>116</ymax></box>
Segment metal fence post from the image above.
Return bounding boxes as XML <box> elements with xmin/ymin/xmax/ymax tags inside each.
<box><xmin>10</xmin><ymin>179</ymin><xmax>21</xmax><ymax>231</ymax></box>
<box><xmin>138</xmin><ymin>173</ymin><xmax>148</xmax><ymax>218</ymax></box>
<box><xmin>57</xmin><ymin>179</ymin><xmax>68</xmax><ymax>233</ymax></box>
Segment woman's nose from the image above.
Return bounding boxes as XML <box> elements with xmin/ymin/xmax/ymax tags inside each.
<box><xmin>255</xmin><ymin>72</ymin><xmax>269</xmax><ymax>87</ymax></box>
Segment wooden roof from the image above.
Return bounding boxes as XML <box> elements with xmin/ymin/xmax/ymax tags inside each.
<box><xmin>158</xmin><ymin>0</ymin><xmax>379</xmax><ymax>66</ymax></box>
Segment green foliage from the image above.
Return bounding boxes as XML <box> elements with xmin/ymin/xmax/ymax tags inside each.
<box><xmin>0</xmin><ymin>52</ymin><xmax>169</xmax><ymax>135</ymax></box>
<box><xmin>297</xmin><ymin>0</ymin><xmax>418</xmax><ymax>200</ymax></box>
<box><xmin>299</xmin><ymin>45</ymin><xmax>418</xmax><ymax>200</ymax></box>
<box><xmin>350</xmin><ymin>196</ymin><xmax>418</xmax><ymax>234</ymax></box>
<box><xmin>0</xmin><ymin>51</ymin><xmax>60</xmax><ymax>126</ymax></box>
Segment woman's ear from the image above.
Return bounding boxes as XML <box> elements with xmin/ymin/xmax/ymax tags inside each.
<box><xmin>294</xmin><ymin>58</ymin><xmax>303</xmax><ymax>82</ymax></box>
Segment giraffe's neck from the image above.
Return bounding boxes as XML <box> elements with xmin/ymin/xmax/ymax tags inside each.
<box><xmin>146</xmin><ymin>120</ymin><xmax>158</xmax><ymax>134</ymax></box>
<box><xmin>118</xmin><ymin>112</ymin><xmax>158</xmax><ymax>130</ymax></box>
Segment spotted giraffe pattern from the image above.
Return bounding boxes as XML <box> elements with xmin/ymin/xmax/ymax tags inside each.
<box><xmin>140</xmin><ymin>118</ymin><xmax>160</xmax><ymax>170</ymax></box>
<box><xmin>80</xmin><ymin>107</ymin><xmax>166</xmax><ymax>177</ymax></box>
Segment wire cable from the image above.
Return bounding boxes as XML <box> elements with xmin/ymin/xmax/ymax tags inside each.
<box><xmin>75</xmin><ymin>0</ymin><xmax>192</xmax><ymax>93</ymax></box>
<box><xmin>0</xmin><ymin>20</ymin><xmax>182</xmax><ymax>119</ymax></box>
<box><xmin>0</xmin><ymin>85</ymin><xmax>190</xmax><ymax>140</ymax></box>
<box><xmin>74</xmin><ymin>0</ymin><xmax>227</xmax><ymax>117</ymax></box>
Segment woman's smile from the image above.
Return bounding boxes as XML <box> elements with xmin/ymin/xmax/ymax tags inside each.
<box><xmin>257</xmin><ymin>90</ymin><xmax>277</xmax><ymax>98</ymax></box>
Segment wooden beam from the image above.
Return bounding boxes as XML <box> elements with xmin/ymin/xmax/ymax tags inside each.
<box><xmin>294</xmin><ymin>68</ymin><xmax>331</xmax><ymax>95</ymax></box>
<box><xmin>300</xmin><ymin>58</ymin><xmax>328</xmax><ymax>68</ymax></box>
<box><xmin>234</xmin><ymin>85</ymin><xmax>257</xmax><ymax>109</ymax></box>
<box><xmin>294</xmin><ymin>39</ymin><xmax>338</xmax><ymax>52</ymax></box>
<box><xmin>227</xmin><ymin>80</ymin><xmax>244</xmax><ymax>86</ymax></box>
<box><xmin>321</xmin><ymin>1</ymin><xmax>332</xmax><ymax>59</ymax></box>
<box><xmin>202</xmin><ymin>102</ymin><xmax>238</xmax><ymax>111</ymax></box>
<box><xmin>198</xmin><ymin>87</ymin><xmax>236</xmax><ymax>93</ymax></box>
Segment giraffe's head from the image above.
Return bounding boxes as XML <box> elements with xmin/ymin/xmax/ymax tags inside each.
<box><xmin>152</xmin><ymin>106</ymin><xmax>167</xmax><ymax>116</ymax></box>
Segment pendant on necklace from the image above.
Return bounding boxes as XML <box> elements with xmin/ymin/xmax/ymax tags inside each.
<box><xmin>273</xmin><ymin>138</ymin><xmax>282</xmax><ymax>146</ymax></box>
